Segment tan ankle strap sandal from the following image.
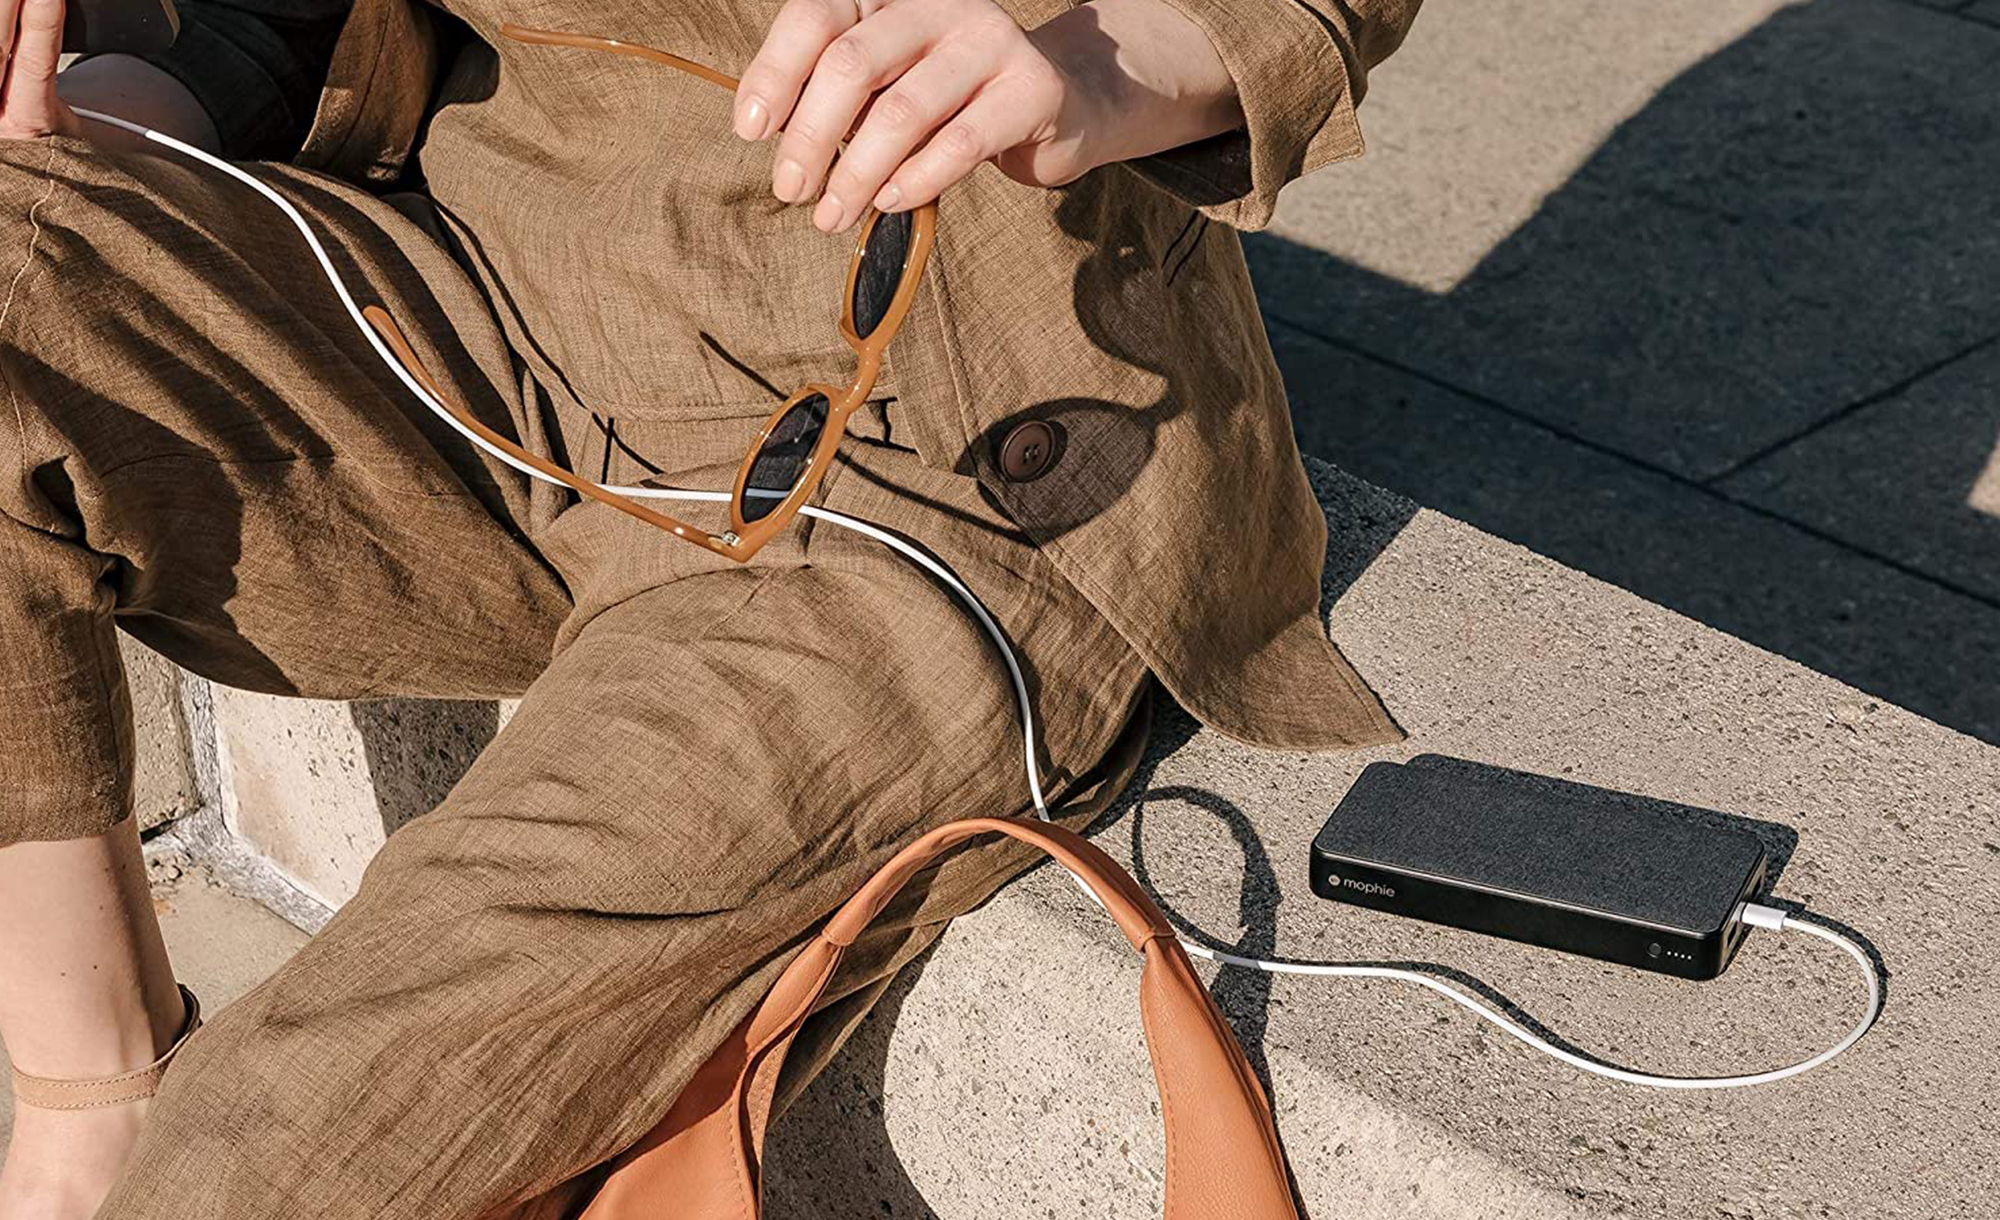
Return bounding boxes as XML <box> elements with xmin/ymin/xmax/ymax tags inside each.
<box><xmin>9</xmin><ymin>985</ymin><xmax>202</xmax><ymax>1111</ymax></box>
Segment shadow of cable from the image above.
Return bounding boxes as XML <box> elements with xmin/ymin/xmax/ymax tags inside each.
<box><xmin>1124</xmin><ymin>763</ymin><xmax>1890</xmax><ymax>1081</ymax></box>
<box><xmin>1129</xmin><ymin>785</ymin><xmax>1284</xmax><ymax>1090</ymax></box>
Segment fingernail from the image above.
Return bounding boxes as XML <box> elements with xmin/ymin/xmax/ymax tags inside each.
<box><xmin>773</xmin><ymin>159</ymin><xmax>805</xmax><ymax>203</ymax></box>
<box><xmin>873</xmin><ymin>183</ymin><xmax>902</xmax><ymax>212</ymax></box>
<box><xmin>814</xmin><ymin>193</ymin><xmax>846</xmax><ymax>232</ymax></box>
<box><xmin>734</xmin><ymin>96</ymin><xmax>769</xmax><ymax>141</ymax></box>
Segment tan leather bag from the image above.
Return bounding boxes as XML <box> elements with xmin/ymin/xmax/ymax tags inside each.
<box><xmin>578</xmin><ymin>816</ymin><xmax>1303</xmax><ymax>1219</ymax></box>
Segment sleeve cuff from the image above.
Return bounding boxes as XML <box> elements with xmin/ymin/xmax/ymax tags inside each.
<box><xmin>1125</xmin><ymin>0</ymin><xmax>1364</xmax><ymax>230</ymax></box>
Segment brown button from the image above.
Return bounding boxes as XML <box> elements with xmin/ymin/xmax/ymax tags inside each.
<box><xmin>997</xmin><ymin>420</ymin><xmax>1058</xmax><ymax>482</ymax></box>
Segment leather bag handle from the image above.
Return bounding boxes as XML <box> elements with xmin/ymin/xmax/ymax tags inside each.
<box><xmin>575</xmin><ymin>817</ymin><xmax>1302</xmax><ymax>1220</ymax></box>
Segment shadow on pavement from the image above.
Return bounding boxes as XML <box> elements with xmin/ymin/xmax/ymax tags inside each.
<box><xmin>1256</xmin><ymin>0</ymin><xmax>2000</xmax><ymax>743</ymax></box>
<box><xmin>764</xmin><ymin>957</ymin><xmax>938</xmax><ymax>1218</ymax></box>
<box><xmin>350</xmin><ymin>699</ymin><xmax>501</xmax><ymax>836</ymax></box>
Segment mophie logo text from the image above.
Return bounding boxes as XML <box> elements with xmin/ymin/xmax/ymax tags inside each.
<box><xmin>1328</xmin><ymin>874</ymin><xmax>1397</xmax><ymax>899</ymax></box>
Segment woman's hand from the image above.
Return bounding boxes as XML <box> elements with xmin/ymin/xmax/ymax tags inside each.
<box><xmin>0</xmin><ymin>0</ymin><xmax>84</xmax><ymax>140</ymax></box>
<box><xmin>735</xmin><ymin>0</ymin><xmax>1242</xmax><ymax>232</ymax></box>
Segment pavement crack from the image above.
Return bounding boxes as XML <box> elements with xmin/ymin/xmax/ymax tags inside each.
<box><xmin>1701</xmin><ymin>329</ymin><xmax>2000</xmax><ymax>485</ymax></box>
<box><xmin>1265</xmin><ymin>311</ymin><xmax>2000</xmax><ymax>616</ymax></box>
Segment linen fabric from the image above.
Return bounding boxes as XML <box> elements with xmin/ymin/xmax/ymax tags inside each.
<box><xmin>292</xmin><ymin>0</ymin><xmax>1419</xmax><ymax>752</ymax></box>
<box><xmin>105</xmin><ymin>0</ymin><xmax>1420</xmax><ymax>749</ymax></box>
<box><xmin>0</xmin><ymin>0</ymin><xmax>1424</xmax><ymax>1209</ymax></box>
<box><xmin>0</xmin><ymin>135</ymin><xmax>1152</xmax><ymax>1216</ymax></box>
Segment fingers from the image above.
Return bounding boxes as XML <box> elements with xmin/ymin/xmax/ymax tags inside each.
<box><xmin>733</xmin><ymin>0</ymin><xmax>862</xmax><ymax>142</ymax></box>
<box><xmin>11</xmin><ymin>0</ymin><xmax>64</xmax><ymax>84</ymax></box>
<box><xmin>0</xmin><ymin>0</ymin><xmax>66</xmax><ymax>137</ymax></box>
<box><xmin>740</xmin><ymin>0</ymin><xmax>1077</xmax><ymax>231</ymax></box>
<box><xmin>809</xmin><ymin>38</ymin><xmax>990</xmax><ymax>231</ymax></box>
<box><xmin>875</xmin><ymin>71</ymin><xmax>1059</xmax><ymax>214</ymax></box>
<box><xmin>0</xmin><ymin>0</ymin><xmax>24</xmax><ymax>82</ymax></box>
<box><xmin>770</xmin><ymin>12</ymin><xmax>939</xmax><ymax>213</ymax></box>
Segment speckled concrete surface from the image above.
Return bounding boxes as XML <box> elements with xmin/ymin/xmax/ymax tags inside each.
<box><xmin>21</xmin><ymin>464</ymin><xmax>1989</xmax><ymax>1217</ymax></box>
<box><xmin>122</xmin><ymin>638</ymin><xmax>198</xmax><ymax>833</ymax></box>
<box><xmin>765</xmin><ymin>462</ymin><xmax>1998</xmax><ymax>1219</ymax></box>
<box><xmin>211</xmin><ymin>689</ymin><xmax>500</xmax><ymax>909</ymax></box>
<box><xmin>1259</xmin><ymin>0</ymin><xmax>2000</xmax><ymax>750</ymax></box>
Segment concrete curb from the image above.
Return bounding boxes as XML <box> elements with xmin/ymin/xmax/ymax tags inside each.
<box><xmin>138</xmin><ymin>460</ymin><xmax>1998</xmax><ymax>1218</ymax></box>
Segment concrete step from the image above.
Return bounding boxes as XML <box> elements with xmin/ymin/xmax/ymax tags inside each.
<box><xmin>770</xmin><ymin>463</ymin><xmax>1999</xmax><ymax>1219</ymax></box>
<box><xmin>61</xmin><ymin>460</ymin><xmax>2000</xmax><ymax>1216</ymax></box>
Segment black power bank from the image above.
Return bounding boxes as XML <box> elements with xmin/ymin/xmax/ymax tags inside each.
<box><xmin>1310</xmin><ymin>758</ymin><xmax>1769</xmax><ymax>980</ymax></box>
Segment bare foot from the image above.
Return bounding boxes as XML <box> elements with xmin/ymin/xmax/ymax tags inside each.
<box><xmin>0</xmin><ymin>1099</ymin><xmax>150</xmax><ymax>1220</ymax></box>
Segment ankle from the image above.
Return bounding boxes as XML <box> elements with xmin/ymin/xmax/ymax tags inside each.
<box><xmin>4</xmin><ymin>981</ymin><xmax>190</xmax><ymax>1081</ymax></box>
<box><xmin>0</xmin><ymin>820</ymin><xmax>185</xmax><ymax>1082</ymax></box>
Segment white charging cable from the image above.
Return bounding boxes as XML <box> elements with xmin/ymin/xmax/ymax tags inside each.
<box><xmin>73</xmin><ymin>107</ymin><xmax>1883</xmax><ymax>1090</ymax></box>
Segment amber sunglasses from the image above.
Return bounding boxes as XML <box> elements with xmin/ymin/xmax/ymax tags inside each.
<box><xmin>363</xmin><ymin>24</ymin><xmax>938</xmax><ymax>562</ymax></box>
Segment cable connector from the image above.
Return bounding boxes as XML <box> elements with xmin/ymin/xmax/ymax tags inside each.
<box><xmin>77</xmin><ymin>100</ymin><xmax>1877</xmax><ymax>1093</ymax></box>
<box><xmin>1740</xmin><ymin>902</ymin><xmax>1789</xmax><ymax>931</ymax></box>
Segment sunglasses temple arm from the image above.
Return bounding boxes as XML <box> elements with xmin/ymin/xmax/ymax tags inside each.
<box><xmin>498</xmin><ymin>24</ymin><xmax>741</xmax><ymax>92</ymax></box>
<box><xmin>360</xmin><ymin>306</ymin><xmax>738</xmax><ymax>555</ymax></box>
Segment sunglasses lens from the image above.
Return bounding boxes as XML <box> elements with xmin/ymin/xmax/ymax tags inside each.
<box><xmin>741</xmin><ymin>392</ymin><xmax>830</xmax><ymax>522</ymax></box>
<box><xmin>849</xmin><ymin>210</ymin><xmax>914</xmax><ymax>340</ymax></box>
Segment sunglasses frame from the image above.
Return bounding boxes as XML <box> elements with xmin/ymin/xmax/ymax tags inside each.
<box><xmin>367</xmin><ymin>24</ymin><xmax>938</xmax><ymax>563</ymax></box>
<box><xmin>726</xmin><ymin>205</ymin><xmax>935</xmax><ymax>547</ymax></box>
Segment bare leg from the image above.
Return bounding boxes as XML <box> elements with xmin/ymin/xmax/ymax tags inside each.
<box><xmin>0</xmin><ymin>819</ymin><xmax>186</xmax><ymax>1219</ymax></box>
<box><xmin>0</xmin><ymin>46</ymin><xmax>561</xmax><ymax>1220</ymax></box>
<box><xmin>0</xmin><ymin>32</ymin><xmax>238</xmax><ymax>1219</ymax></box>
